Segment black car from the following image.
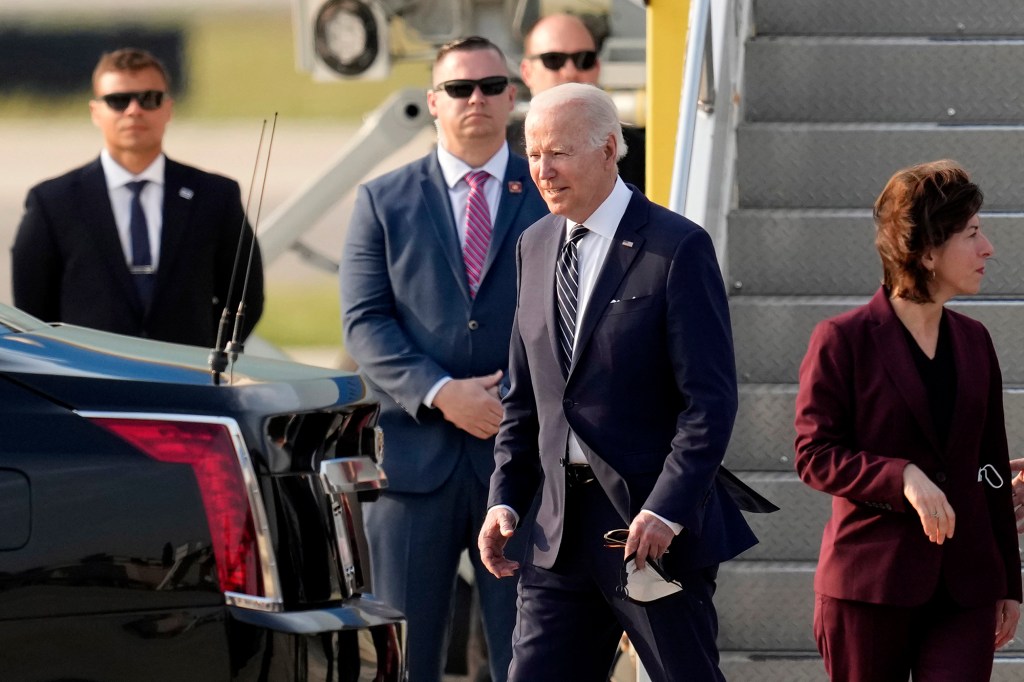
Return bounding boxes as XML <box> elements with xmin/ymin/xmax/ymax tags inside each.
<box><xmin>0</xmin><ymin>304</ymin><xmax>406</xmax><ymax>681</ymax></box>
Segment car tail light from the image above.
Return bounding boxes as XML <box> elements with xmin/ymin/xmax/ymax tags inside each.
<box><xmin>87</xmin><ymin>415</ymin><xmax>282</xmax><ymax>610</ymax></box>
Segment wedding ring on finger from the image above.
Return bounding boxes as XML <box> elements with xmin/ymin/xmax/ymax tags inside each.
<box><xmin>930</xmin><ymin>511</ymin><xmax>941</xmax><ymax>518</ymax></box>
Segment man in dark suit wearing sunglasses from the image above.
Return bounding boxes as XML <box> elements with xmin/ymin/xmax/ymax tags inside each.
<box><xmin>12</xmin><ymin>48</ymin><xmax>263</xmax><ymax>347</ymax></box>
<box><xmin>508</xmin><ymin>13</ymin><xmax>646</xmax><ymax>191</ymax></box>
<box><xmin>341</xmin><ymin>36</ymin><xmax>547</xmax><ymax>682</ymax></box>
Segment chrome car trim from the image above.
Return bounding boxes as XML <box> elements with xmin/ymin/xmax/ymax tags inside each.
<box><xmin>77</xmin><ymin>410</ymin><xmax>284</xmax><ymax>611</ymax></box>
<box><xmin>319</xmin><ymin>456</ymin><xmax>388</xmax><ymax>495</ymax></box>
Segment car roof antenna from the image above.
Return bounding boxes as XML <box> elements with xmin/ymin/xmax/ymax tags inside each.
<box><xmin>209</xmin><ymin>114</ymin><xmax>277</xmax><ymax>385</ymax></box>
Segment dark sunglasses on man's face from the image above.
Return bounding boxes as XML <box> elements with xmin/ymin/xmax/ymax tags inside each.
<box><xmin>96</xmin><ymin>90</ymin><xmax>166</xmax><ymax>112</ymax></box>
<box><xmin>433</xmin><ymin>76</ymin><xmax>510</xmax><ymax>99</ymax></box>
<box><xmin>529</xmin><ymin>51</ymin><xmax>598</xmax><ymax>71</ymax></box>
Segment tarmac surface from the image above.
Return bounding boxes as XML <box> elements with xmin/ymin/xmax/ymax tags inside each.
<box><xmin>0</xmin><ymin>117</ymin><xmax>436</xmax><ymax>310</ymax></box>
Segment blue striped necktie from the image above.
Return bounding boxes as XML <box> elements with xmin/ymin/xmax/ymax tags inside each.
<box><xmin>555</xmin><ymin>224</ymin><xmax>589</xmax><ymax>373</ymax></box>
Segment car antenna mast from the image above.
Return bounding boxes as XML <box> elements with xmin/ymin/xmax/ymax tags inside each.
<box><xmin>210</xmin><ymin>114</ymin><xmax>277</xmax><ymax>385</ymax></box>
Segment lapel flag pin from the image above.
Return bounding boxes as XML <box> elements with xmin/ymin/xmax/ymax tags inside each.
<box><xmin>622</xmin><ymin>240</ymin><xmax>634</xmax><ymax>248</ymax></box>
<box><xmin>507</xmin><ymin>181</ymin><xmax>523</xmax><ymax>194</ymax></box>
<box><xmin>179</xmin><ymin>187</ymin><xmax>194</xmax><ymax>200</ymax></box>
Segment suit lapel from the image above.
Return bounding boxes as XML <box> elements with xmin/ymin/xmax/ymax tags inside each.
<box><xmin>80</xmin><ymin>160</ymin><xmax>144</xmax><ymax>317</ymax></box>
<box><xmin>570</xmin><ymin>190</ymin><xmax>647</xmax><ymax>373</ymax></box>
<box><xmin>157</xmin><ymin>159</ymin><xmax>193</xmax><ymax>297</ymax></box>
<box><xmin>480</xmin><ymin>155</ymin><xmax>529</xmax><ymax>283</ymax></box>
<box><xmin>539</xmin><ymin>216</ymin><xmax>569</xmax><ymax>377</ymax></box>
<box><xmin>870</xmin><ymin>292</ymin><xmax>943</xmax><ymax>454</ymax></box>
<box><xmin>421</xmin><ymin>158</ymin><xmax>473</xmax><ymax>301</ymax></box>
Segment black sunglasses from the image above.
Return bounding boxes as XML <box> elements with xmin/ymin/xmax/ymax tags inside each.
<box><xmin>433</xmin><ymin>76</ymin><xmax>510</xmax><ymax>99</ymax></box>
<box><xmin>602</xmin><ymin>528</ymin><xmax>670</xmax><ymax>554</ymax></box>
<box><xmin>528</xmin><ymin>51</ymin><xmax>598</xmax><ymax>71</ymax></box>
<box><xmin>96</xmin><ymin>90</ymin><xmax>166</xmax><ymax>112</ymax></box>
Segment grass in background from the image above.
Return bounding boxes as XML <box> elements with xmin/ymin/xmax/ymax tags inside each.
<box><xmin>255</xmin><ymin>276</ymin><xmax>342</xmax><ymax>348</ymax></box>
<box><xmin>1</xmin><ymin>10</ymin><xmax>429</xmax><ymax>347</ymax></box>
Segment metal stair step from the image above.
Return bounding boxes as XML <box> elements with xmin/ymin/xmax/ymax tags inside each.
<box><xmin>737</xmin><ymin>124</ymin><xmax>1024</xmax><ymax>210</ymax></box>
<box><xmin>727</xmin><ymin>209</ymin><xmax>1024</xmax><ymax>296</ymax></box>
<box><xmin>728</xmin><ymin>384</ymin><xmax>799</xmax><ymax>471</ymax></box>
<box><xmin>717</xmin><ymin>561</ymin><xmax>1024</xmax><ymax>652</ymax></box>
<box><xmin>736</xmin><ymin>473</ymin><xmax>829</xmax><ymax>561</ymax></box>
<box><xmin>746</xmin><ymin>38</ymin><xmax>1024</xmax><ymax>123</ymax></box>
<box><xmin>717</xmin><ymin>561</ymin><xmax>816</xmax><ymax>650</ymax></box>
<box><xmin>719</xmin><ymin>652</ymin><xmax>1024</xmax><ymax>681</ymax></box>
<box><xmin>754</xmin><ymin>0</ymin><xmax>1024</xmax><ymax>37</ymax></box>
<box><xmin>727</xmin><ymin>385</ymin><xmax>1024</xmax><ymax>472</ymax></box>
<box><xmin>731</xmin><ymin>297</ymin><xmax>1024</xmax><ymax>383</ymax></box>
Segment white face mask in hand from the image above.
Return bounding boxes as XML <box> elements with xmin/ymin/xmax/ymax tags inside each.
<box><xmin>620</xmin><ymin>554</ymin><xmax>684</xmax><ymax>604</ymax></box>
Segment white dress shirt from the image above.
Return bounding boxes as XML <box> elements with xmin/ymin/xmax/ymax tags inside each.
<box><xmin>521</xmin><ymin>177</ymin><xmax>682</xmax><ymax>535</ymax></box>
<box><xmin>100</xmin><ymin>150</ymin><xmax>165</xmax><ymax>269</ymax></box>
<box><xmin>564</xmin><ymin>177</ymin><xmax>631</xmax><ymax>462</ymax></box>
<box><xmin>424</xmin><ymin>142</ymin><xmax>511</xmax><ymax>408</ymax></box>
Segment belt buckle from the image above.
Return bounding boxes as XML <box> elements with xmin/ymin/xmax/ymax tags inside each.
<box><xmin>565</xmin><ymin>463</ymin><xmax>595</xmax><ymax>487</ymax></box>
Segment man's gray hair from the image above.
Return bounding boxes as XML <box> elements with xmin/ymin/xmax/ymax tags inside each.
<box><xmin>530</xmin><ymin>83</ymin><xmax>627</xmax><ymax>160</ymax></box>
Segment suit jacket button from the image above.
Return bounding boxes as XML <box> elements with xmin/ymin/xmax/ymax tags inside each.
<box><xmin>562</xmin><ymin>399</ymin><xmax>574</xmax><ymax>409</ymax></box>
<box><xmin>467</xmin><ymin>320</ymin><xmax>479</xmax><ymax>330</ymax></box>
<box><xmin>935</xmin><ymin>472</ymin><xmax>947</xmax><ymax>483</ymax></box>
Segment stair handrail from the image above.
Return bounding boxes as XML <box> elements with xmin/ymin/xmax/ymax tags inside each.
<box><xmin>669</xmin><ymin>0</ymin><xmax>714</xmax><ymax>213</ymax></box>
<box><xmin>668</xmin><ymin>0</ymin><xmax>752</xmax><ymax>278</ymax></box>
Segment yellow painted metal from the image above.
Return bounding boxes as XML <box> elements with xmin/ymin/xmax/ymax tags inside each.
<box><xmin>646</xmin><ymin>0</ymin><xmax>690</xmax><ymax>205</ymax></box>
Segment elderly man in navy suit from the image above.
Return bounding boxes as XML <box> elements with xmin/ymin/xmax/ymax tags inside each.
<box><xmin>12</xmin><ymin>48</ymin><xmax>262</xmax><ymax>347</ymax></box>
<box><xmin>340</xmin><ymin>36</ymin><xmax>548</xmax><ymax>682</ymax></box>
<box><xmin>478</xmin><ymin>83</ymin><xmax>765</xmax><ymax>682</ymax></box>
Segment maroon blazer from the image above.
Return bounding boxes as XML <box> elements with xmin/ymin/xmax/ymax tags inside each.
<box><xmin>795</xmin><ymin>288</ymin><xmax>1022</xmax><ymax>607</ymax></box>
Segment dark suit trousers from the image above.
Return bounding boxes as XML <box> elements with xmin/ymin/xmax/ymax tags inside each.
<box><xmin>364</xmin><ymin>454</ymin><xmax>527</xmax><ymax>682</ymax></box>
<box><xmin>508</xmin><ymin>477</ymin><xmax>726</xmax><ymax>682</ymax></box>
<box><xmin>814</xmin><ymin>588</ymin><xmax>997</xmax><ymax>682</ymax></box>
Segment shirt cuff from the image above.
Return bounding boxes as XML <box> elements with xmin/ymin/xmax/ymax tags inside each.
<box><xmin>424</xmin><ymin>376</ymin><xmax>452</xmax><ymax>408</ymax></box>
<box><xmin>491</xmin><ymin>504</ymin><xmax>520</xmax><ymax>527</ymax></box>
<box><xmin>641</xmin><ymin>509</ymin><xmax>683</xmax><ymax>535</ymax></box>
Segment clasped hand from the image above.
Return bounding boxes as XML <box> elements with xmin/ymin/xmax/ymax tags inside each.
<box><xmin>433</xmin><ymin>370</ymin><xmax>503</xmax><ymax>439</ymax></box>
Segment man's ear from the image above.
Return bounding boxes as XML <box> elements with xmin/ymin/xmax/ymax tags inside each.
<box><xmin>603</xmin><ymin>134</ymin><xmax>617</xmax><ymax>164</ymax></box>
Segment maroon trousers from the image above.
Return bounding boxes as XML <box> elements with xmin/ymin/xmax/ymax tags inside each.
<box><xmin>814</xmin><ymin>588</ymin><xmax>997</xmax><ymax>682</ymax></box>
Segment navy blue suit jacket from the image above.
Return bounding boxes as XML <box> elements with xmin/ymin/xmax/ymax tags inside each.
<box><xmin>12</xmin><ymin>157</ymin><xmax>263</xmax><ymax>347</ymax></box>
<box><xmin>489</xmin><ymin>187</ymin><xmax>760</xmax><ymax>571</ymax></box>
<box><xmin>341</xmin><ymin>151</ymin><xmax>548</xmax><ymax>493</ymax></box>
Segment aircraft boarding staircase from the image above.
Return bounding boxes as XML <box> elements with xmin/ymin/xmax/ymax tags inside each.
<box><xmin>709</xmin><ymin>1</ymin><xmax>1024</xmax><ymax>678</ymax></box>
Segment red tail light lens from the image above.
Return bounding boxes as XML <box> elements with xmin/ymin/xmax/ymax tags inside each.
<box><xmin>91</xmin><ymin>417</ymin><xmax>262</xmax><ymax>596</ymax></box>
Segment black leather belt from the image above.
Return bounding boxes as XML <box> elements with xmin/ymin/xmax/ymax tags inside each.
<box><xmin>565</xmin><ymin>463</ymin><xmax>596</xmax><ymax>487</ymax></box>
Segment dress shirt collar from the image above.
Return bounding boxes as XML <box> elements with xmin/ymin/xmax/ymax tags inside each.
<box><xmin>100</xmin><ymin>149</ymin><xmax>165</xmax><ymax>190</ymax></box>
<box><xmin>565</xmin><ymin>177</ymin><xmax>632</xmax><ymax>241</ymax></box>
<box><xmin>436</xmin><ymin>142</ymin><xmax>509</xmax><ymax>188</ymax></box>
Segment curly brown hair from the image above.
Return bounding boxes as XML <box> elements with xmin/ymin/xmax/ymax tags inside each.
<box><xmin>874</xmin><ymin>159</ymin><xmax>983</xmax><ymax>303</ymax></box>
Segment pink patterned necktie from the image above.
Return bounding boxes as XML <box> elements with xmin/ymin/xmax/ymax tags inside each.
<box><xmin>463</xmin><ymin>170</ymin><xmax>492</xmax><ymax>297</ymax></box>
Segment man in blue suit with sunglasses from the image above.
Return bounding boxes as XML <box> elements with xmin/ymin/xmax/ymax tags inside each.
<box><xmin>341</xmin><ymin>36</ymin><xmax>548</xmax><ymax>682</ymax></box>
<box><xmin>12</xmin><ymin>48</ymin><xmax>262</xmax><ymax>347</ymax></box>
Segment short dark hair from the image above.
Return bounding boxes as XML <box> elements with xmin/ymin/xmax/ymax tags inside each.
<box><xmin>874</xmin><ymin>159</ymin><xmax>983</xmax><ymax>303</ymax></box>
<box><xmin>92</xmin><ymin>48</ymin><xmax>171</xmax><ymax>92</ymax></box>
<box><xmin>434</xmin><ymin>36</ymin><xmax>506</xmax><ymax>66</ymax></box>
